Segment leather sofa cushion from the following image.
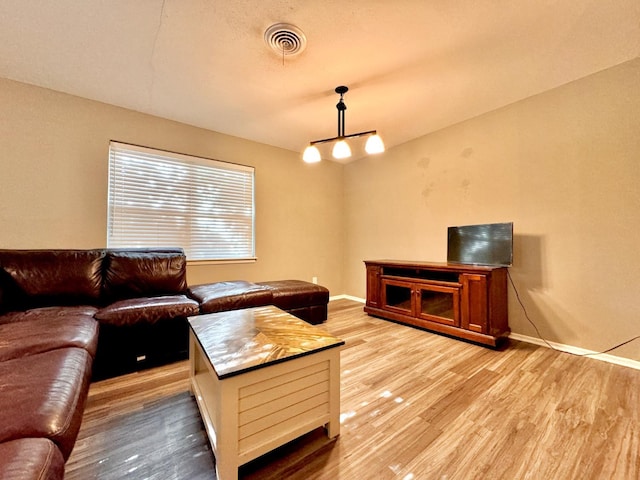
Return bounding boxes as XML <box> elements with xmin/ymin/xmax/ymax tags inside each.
<box><xmin>103</xmin><ymin>250</ymin><xmax>188</xmax><ymax>301</ymax></box>
<box><xmin>257</xmin><ymin>280</ymin><xmax>329</xmax><ymax>310</ymax></box>
<box><xmin>0</xmin><ymin>305</ymin><xmax>98</xmax><ymax>325</ymax></box>
<box><xmin>0</xmin><ymin>348</ymin><xmax>92</xmax><ymax>460</ymax></box>
<box><xmin>0</xmin><ymin>310</ymin><xmax>99</xmax><ymax>361</ymax></box>
<box><xmin>95</xmin><ymin>295</ymin><xmax>200</xmax><ymax>326</ymax></box>
<box><xmin>0</xmin><ymin>438</ymin><xmax>64</xmax><ymax>480</ymax></box>
<box><xmin>0</xmin><ymin>249</ymin><xmax>104</xmax><ymax>310</ymax></box>
<box><xmin>189</xmin><ymin>281</ymin><xmax>273</xmax><ymax>314</ymax></box>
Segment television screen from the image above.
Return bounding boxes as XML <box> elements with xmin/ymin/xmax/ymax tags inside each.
<box><xmin>447</xmin><ymin>222</ymin><xmax>513</xmax><ymax>267</ymax></box>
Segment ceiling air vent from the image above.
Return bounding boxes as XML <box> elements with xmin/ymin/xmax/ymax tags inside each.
<box><xmin>264</xmin><ymin>23</ymin><xmax>307</xmax><ymax>57</ymax></box>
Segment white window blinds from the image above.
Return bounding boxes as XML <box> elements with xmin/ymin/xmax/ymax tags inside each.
<box><xmin>107</xmin><ymin>141</ymin><xmax>255</xmax><ymax>262</ymax></box>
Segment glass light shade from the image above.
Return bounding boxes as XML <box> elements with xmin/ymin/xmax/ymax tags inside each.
<box><xmin>365</xmin><ymin>134</ymin><xmax>385</xmax><ymax>154</ymax></box>
<box><xmin>302</xmin><ymin>145</ymin><xmax>321</xmax><ymax>163</ymax></box>
<box><xmin>332</xmin><ymin>139</ymin><xmax>352</xmax><ymax>159</ymax></box>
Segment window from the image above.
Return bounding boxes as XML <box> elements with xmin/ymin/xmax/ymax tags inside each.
<box><xmin>107</xmin><ymin>141</ymin><xmax>255</xmax><ymax>262</ymax></box>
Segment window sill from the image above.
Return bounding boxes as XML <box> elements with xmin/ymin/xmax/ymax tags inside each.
<box><xmin>187</xmin><ymin>258</ymin><xmax>257</xmax><ymax>266</ymax></box>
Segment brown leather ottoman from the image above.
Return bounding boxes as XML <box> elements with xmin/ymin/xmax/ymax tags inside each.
<box><xmin>188</xmin><ymin>280</ymin><xmax>273</xmax><ymax>314</ymax></box>
<box><xmin>257</xmin><ymin>280</ymin><xmax>329</xmax><ymax>324</ymax></box>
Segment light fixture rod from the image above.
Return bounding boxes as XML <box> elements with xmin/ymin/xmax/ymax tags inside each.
<box><xmin>335</xmin><ymin>86</ymin><xmax>348</xmax><ymax>137</ymax></box>
<box><xmin>309</xmin><ymin>130</ymin><xmax>378</xmax><ymax>146</ymax></box>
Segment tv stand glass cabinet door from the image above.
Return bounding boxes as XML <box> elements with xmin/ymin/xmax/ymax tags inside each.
<box><xmin>380</xmin><ymin>277</ymin><xmax>461</xmax><ymax>327</ymax></box>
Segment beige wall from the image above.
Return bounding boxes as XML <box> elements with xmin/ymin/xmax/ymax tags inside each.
<box><xmin>344</xmin><ymin>58</ymin><xmax>640</xmax><ymax>361</ymax></box>
<box><xmin>0</xmin><ymin>78</ymin><xmax>344</xmax><ymax>294</ymax></box>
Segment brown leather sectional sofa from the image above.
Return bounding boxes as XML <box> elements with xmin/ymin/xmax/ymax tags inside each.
<box><xmin>0</xmin><ymin>248</ymin><xmax>329</xmax><ymax>480</ymax></box>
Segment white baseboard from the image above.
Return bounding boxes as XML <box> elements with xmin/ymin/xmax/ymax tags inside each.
<box><xmin>509</xmin><ymin>332</ymin><xmax>640</xmax><ymax>371</ymax></box>
<box><xmin>329</xmin><ymin>294</ymin><xmax>365</xmax><ymax>303</ymax></box>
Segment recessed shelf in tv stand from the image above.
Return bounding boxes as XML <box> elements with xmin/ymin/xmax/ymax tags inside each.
<box><xmin>364</xmin><ymin>260</ymin><xmax>509</xmax><ymax>347</ymax></box>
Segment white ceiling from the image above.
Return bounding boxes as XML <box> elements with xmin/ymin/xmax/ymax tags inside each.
<box><xmin>1</xmin><ymin>0</ymin><xmax>638</xmax><ymax>162</ymax></box>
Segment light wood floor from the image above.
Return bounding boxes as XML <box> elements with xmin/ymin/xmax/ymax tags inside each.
<box><xmin>66</xmin><ymin>299</ymin><xmax>640</xmax><ymax>479</ymax></box>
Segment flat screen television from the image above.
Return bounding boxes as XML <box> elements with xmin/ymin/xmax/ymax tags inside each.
<box><xmin>447</xmin><ymin>222</ymin><xmax>513</xmax><ymax>267</ymax></box>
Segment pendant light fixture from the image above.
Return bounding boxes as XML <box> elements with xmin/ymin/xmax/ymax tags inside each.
<box><xmin>303</xmin><ymin>86</ymin><xmax>385</xmax><ymax>163</ymax></box>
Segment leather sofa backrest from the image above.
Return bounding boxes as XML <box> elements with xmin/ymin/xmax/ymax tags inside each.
<box><xmin>102</xmin><ymin>248</ymin><xmax>188</xmax><ymax>302</ymax></box>
<box><xmin>0</xmin><ymin>249</ymin><xmax>105</xmax><ymax>311</ymax></box>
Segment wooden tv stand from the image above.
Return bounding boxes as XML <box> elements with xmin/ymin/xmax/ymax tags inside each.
<box><xmin>364</xmin><ymin>260</ymin><xmax>509</xmax><ymax>347</ymax></box>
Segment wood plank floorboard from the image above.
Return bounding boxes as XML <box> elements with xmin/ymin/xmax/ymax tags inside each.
<box><xmin>66</xmin><ymin>299</ymin><xmax>640</xmax><ymax>479</ymax></box>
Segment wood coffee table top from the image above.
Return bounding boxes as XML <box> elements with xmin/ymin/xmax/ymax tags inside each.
<box><xmin>188</xmin><ymin>305</ymin><xmax>344</xmax><ymax>379</ymax></box>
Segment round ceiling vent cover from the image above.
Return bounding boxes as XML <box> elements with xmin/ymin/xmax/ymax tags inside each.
<box><xmin>264</xmin><ymin>23</ymin><xmax>307</xmax><ymax>57</ymax></box>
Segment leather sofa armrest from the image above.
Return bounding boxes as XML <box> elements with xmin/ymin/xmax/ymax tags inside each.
<box><xmin>0</xmin><ymin>438</ymin><xmax>64</xmax><ymax>480</ymax></box>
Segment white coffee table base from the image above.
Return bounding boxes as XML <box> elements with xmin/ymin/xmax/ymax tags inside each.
<box><xmin>189</xmin><ymin>331</ymin><xmax>341</xmax><ymax>480</ymax></box>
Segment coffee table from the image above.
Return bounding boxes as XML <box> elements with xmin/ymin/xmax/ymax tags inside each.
<box><xmin>188</xmin><ymin>305</ymin><xmax>344</xmax><ymax>480</ymax></box>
